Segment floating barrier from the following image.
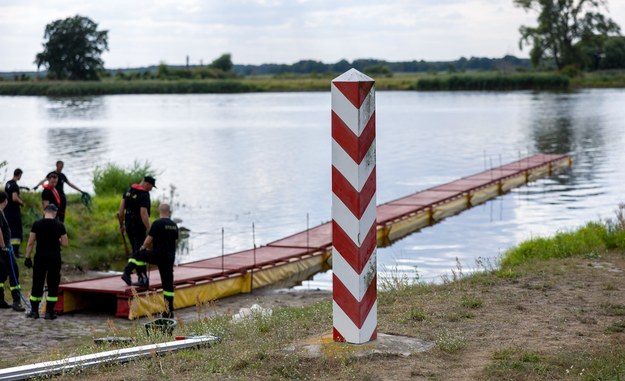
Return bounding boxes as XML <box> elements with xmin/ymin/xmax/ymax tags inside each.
<box><xmin>55</xmin><ymin>153</ymin><xmax>571</xmax><ymax>319</ymax></box>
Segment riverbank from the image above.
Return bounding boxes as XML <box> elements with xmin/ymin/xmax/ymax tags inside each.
<box><xmin>1</xmin><ymin>70</ymin><xmax>624</xmax><ymax>96</ymax></box>
<box><xmin>2</xmin><ymin>217</ymin><xmax>625</xmax><ymax>380</ymax></box>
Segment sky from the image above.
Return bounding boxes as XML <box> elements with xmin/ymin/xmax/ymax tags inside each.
<box><xmin>1</xmin><ymin>0</ymin><xmax>625</xmax><ymax>72</ymax></box>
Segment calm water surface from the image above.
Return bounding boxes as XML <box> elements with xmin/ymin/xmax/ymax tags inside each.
<box><xmin>1</xmin><ymin>90</ymin><xmax>624</xmax><ymax>288</ymax></box>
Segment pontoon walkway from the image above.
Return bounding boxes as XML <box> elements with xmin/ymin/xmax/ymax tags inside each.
<box><xmin>56</xmin><ymin>153</ymin><xmax>572</xmax><ymax>319</ymax></box>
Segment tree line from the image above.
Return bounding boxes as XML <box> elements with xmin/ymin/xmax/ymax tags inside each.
<box><xmin>232</xmin><ymin>56</ymin><xmax>532</xmax><ymax>76</ymax></box>
<box><xmin>21</xmin><ymin>2</ymin><xmax>625</xmax><ymax>81</ymax></box>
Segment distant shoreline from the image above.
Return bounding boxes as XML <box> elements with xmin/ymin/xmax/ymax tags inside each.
<box><xmin>1</xmin><ymin>72</ymin><xmax>624</xmax><ymax>96</ymax></box>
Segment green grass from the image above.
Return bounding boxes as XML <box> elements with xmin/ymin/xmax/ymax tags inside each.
<box><xmin>460</xmin><ymin>294</ymin><xmax>483</xmax><ymax>309</ymax></box>
<box><xmin>484</xmin><ymin>346</ymin><xmax>625</xmax><ymax>380</ymax></box>
<box><xmin>500</xmin><ymin>221</ymin><xmax>619</xmax><ymax>267</ymax></box>
<box><xmin>18</xmin><ymin>191</ymin><xmax>134</xmax><ymax>270</ymax></box>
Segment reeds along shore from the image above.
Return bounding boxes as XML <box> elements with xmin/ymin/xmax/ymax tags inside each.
<box><xmin>416</xmin><ymin>73</ymin><xmax>570</xmax><ymax>91</ymax></box>
<box><xmin>2</xmin><ymin>71</ymin><xmax>625</xmax><ymax>96</ymax></box>
<box><xmin>0</xmin><ymin>79</ymin><xmax>262</xmax><ymax>96</ymax></box>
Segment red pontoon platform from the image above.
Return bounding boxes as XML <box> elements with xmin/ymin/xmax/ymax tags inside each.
<box><xmin>56</xmin><ymin>154</ymin><xmax>571</xmax><ymax>319</ymax></box>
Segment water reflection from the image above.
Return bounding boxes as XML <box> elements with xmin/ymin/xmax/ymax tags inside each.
<box><xmin>2</xmin><ymin>91</ymin><xmax>625</xmax><ymax>289</ymax></box>
<box><xmin>532</xmin><ymin>116</ymin><xmax>574</xmax><ymax>154</ymax></box>
<box><xmin>46</xmin><ymin>128</ymin><xmax>107</xmax><ymax>161</ymax></box>
<box><xmin>529</xmin><ymin>93</ymin><xmax>607</xmax><ymax>187</ymax></box>
<box><xmin>44</xmin><ymin>97</ymin><xmax>106</xmax><ymax>120</ymax></box>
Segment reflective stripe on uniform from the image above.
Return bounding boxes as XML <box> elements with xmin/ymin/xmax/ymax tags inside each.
<box><xmin>30</xmin><ymin>296</ymin><xmax>42</xmax><ymax>302</ymax></box>
<box><xmin>46</xmin><ymin>296</ymin><xmax>58</xmax><ymax>302</ymax></box>
<box><xmin>128</xmin><ymin>258</ymin><xmax>146</xmax><ymax>266</ymax></box>
<box><xmin>10</xmin><ymin>238</ymin><xmax>21</xmax><ymax>245</ymax></box>
<box><xmin>0</xmin><ymin>284</ymin><xmax>3</xmax><ymax>289</ymax></box>
<box><xmin>163</xmin><ymin>291</ymin><xmax>175</xmax><ymax>297</ymax></box>
<box><xmin>10</xmin><ymin>285</ymin><xmax>20</xmax><ymax>291</ymax></box>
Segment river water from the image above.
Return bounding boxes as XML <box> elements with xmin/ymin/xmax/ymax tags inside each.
<box><xmin>1</xmin><ymin>90</ymin><xmax>624</xmax><ymax>288</ymax></box>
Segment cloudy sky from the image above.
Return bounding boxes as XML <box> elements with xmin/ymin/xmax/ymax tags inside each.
<box><xmin>1</xmin><ymin>0</ymin><xmax>625</xmax><ymax>71</ymax></box>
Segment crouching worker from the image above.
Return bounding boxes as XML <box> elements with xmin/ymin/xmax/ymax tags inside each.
<box><xmin>121</xmin><ymin>203</ymin><xmax>179</xmax><ymax>318</ymax></box>
<box><xmin>24</xmin><ymin>204</ymin><xmax>68</xmax><ymax>320</ymax></box>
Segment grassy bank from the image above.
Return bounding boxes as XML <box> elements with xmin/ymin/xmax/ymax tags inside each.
<box><xmin>7</xmin><ymin>209</ymin><xmax>625</xmax><ymax>380</ymax></box>
<box><xmin>1</xmin><ymin>71</ymin><xmax>625</xmax><ymax>95</ymax></box>
<box><xmin>19</xmin><ymin>191</ymin><xmax>130</xmax><ymax>270</ymax></box>
<box><xmin>0</xmin><ymin>79</ymin><xmax>261</xmax><ymax>96</ymax></box>
<box><xmin>571</xmin><ymin>70</ymin><xmax>625</xmax><ymax>88</ymax></box>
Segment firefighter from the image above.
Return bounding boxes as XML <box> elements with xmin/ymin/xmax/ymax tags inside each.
<box><xmin>4</xmin><ymin>168</ymin><xmax>25</xmax><ymax>257</ymax></box>
<box><xmin>41</xmin><ymin>173</ymin><xmax>61</xmax><ymax>213</ymax></box>
<box><xmin>34</xmin><ymin>160</ymin><xmax>88</xmax><ymax>222</ymax></box>
<box><xmin>118</xmin><ymin>176</ymin><xmax>155</xmax><ymax>287</ymax></box>
<box><xmin>121</xmin><ymin>203</ymin><xmax>179</xmax><ymax>318</ymax></box>
<box><xmin>0</xmin><ymin>192</ymin><xmax>26</xmax><ymax>311</ymax></box>
<box><xmin>24</xmin><ymin>203</ymin><xmax>68</xmax><ymax>320</ymax></box>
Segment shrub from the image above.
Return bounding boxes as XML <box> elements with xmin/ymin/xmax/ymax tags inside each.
<box><xmin>92</xmin><ymin>161</ymin><xmax>157</xmax><ymax>196</ymax></box>
<box><xmin>560</xmin><ymin>64</ymin><xmax>581</xmax><ymax>78</ymax></box>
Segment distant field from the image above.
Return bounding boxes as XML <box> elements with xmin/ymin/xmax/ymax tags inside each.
<box><xmin>0</xmin><ymin>71</ymin><xmax>624</xmax><ymax>95</ymax></box>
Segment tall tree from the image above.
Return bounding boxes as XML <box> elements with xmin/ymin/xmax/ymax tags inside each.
<box><xmin>514</xmin><ymin>0</ymin><xmax>621</xmax><ymax>69</ymax></box>
<box><xmin>35</xmin><ymin>15</ymin><xmax>109</xmax><ymax>80</ymax></box>
<box><xmin>210</xmin><ymin>53</ymin><xmax>233</xmax><ymax>72</ymax></box>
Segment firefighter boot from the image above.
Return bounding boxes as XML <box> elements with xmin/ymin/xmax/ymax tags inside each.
<box><xmin>11</xmin><ymin>289</ymin><xmax>25</xmax><ymax>312</ymax></box>
<box><xmin>121</xmin><ymin>262</ymin><xmax>136</xmax><ymax>286</ymax></box>
<box><xmin>132</xmin><ymin>268</ymin><xmax>149</xmax><ymax>288</ymax></box>
<box><xmin>27</xmin><ymin>301</ymin><xmax>40</xmax><ymax>319</ymax></box>
<box><xmin>162</xmin><ymin>297</ymin><xmax>175</xmax><ymax>319</ymax></box>
<box><xmin>0</xmin><ymin>288</ymin><xmax>10</xmax><ymax>309</ymax></box>
<box><xmin>44</xmin><ymin>301</ymin><xmax>57</xmax><ymax>320</ymax></box>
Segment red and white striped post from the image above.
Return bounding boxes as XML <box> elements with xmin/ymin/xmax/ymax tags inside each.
<box><xmin>331</xmin><ymin>69</ymin><xmax>377</xmax><ymax>343</ymax></box>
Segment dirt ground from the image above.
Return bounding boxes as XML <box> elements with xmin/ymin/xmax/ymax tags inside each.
<box><xmin>364</xmin><ymin>252</ymin><xmax>625</xmax><ymax>380</ymax></box>
<box><xmin>3</xmin><ymin>252</ymin><xmax>625</xmax><ymax>380</ymax></box>
<box><xmin>0</xmin><ymin>283</ymin><xmax>331</xmax><ymax>367</ymax></box>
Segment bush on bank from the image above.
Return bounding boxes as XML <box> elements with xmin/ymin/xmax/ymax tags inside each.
<box><xmin>93</xmin><ymin>161</ymin><xmax>156</xmax><ymax>196</ymax></box>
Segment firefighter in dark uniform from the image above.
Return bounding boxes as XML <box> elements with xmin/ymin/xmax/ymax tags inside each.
<box><xmin>24</xmin><ymin>204</ymin><xmax>68</xmax><ymax>319</ymax></box>
<box><xmin>41</xmin><ymin>173</ymin><xmax>61</xmax><ymax>214</ymax></box>
<box><xmin>0</xmin><ymin>192</ymin><xmax>26</xmax><ymax>311</ymax></box>
<box><xmin>5</xmin><ymin>168</ymin><xmax>25</xmax><ymax>257</ymax></box>
<box><xmin>122</xmin><ymin>203</ymin><xmax>179</xmax><ymax>318</ymax></box>
<box><xmin>118</xmin><ymin>176</ymin><xmax>155</xmax><ymax>287</ymax></box>
<box><xmin>34</xmin><ymin>160</ymin><xmax>87</xmax><ymax>222</ymax></box>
